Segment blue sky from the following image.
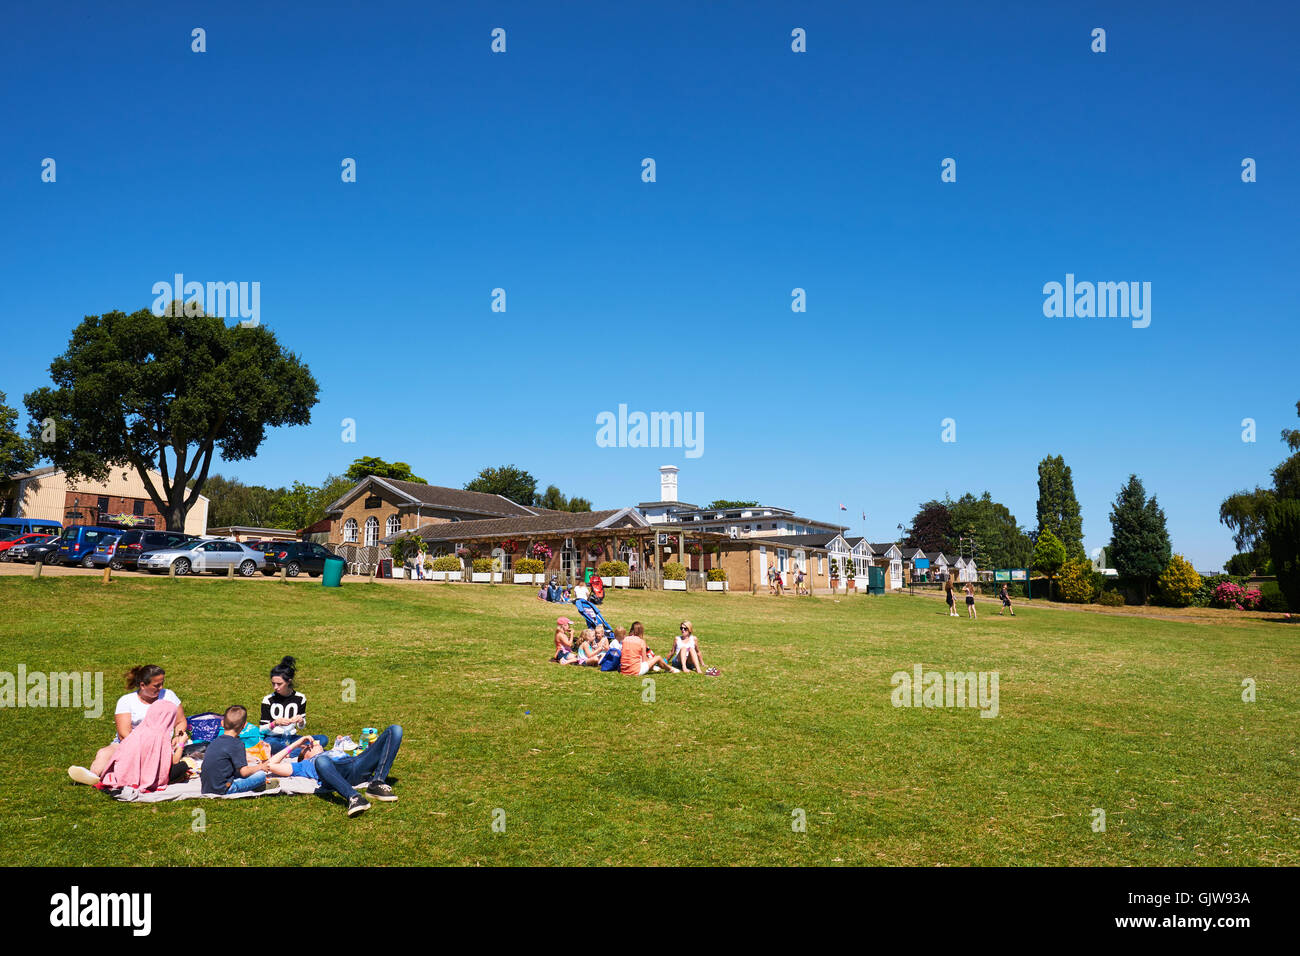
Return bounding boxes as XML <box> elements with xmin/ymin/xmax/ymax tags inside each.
<box><xmin>2</xmin><ymin>1</ymin><xmax>1296</xmax><ymax>570</ymax></box>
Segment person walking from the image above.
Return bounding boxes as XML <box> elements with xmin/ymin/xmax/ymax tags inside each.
<box><xmin>965</xmin><ymin>581</ymin><xmax>977</xmax><ymax>619</ymax></box>
<box><xmin>998</xmin><ymin>583</ymin><xmax>1015</xmax><ymax>616</ymax></box>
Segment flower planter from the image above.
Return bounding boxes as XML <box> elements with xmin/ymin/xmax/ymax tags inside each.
<box><xmin>706</xmin><ymin>581</ymin><xmax>728</xmax><ymax>591</ymax></box>
<box><xmin>429</xmin><ymin>571</ymin><xmax>446</xmax><ymax>581</ymax></box>
<box><xmin>613</xmin><ymin>576</ymin><xmax>630</xmax><ymax>588</ymax></box>
<box><xmin>471</xmin><ymin>572</ymin><xmax>491</xmax><ymax>583</ymax></box>
<box><xmin>830</xmin><ymin>579</ymin><xmax>839</xmax><ymax>593</ymax></box>
<box><xmin>664</xmin><ymin>579</ymin><xmax>686</xmax><ymax>591</ymax></box>
<box><xmin>847</xmin><ymin>581</ymin><xmax>857</xmax><ymax>593</ymax></box>
<box><xmin>446</xmin><ymin>570</ymin><xmax>462</xmax><ymax>582</ymax></box>
<box><xmin>514</xmin><ymin>572</ymin><xmax>539</xmax><ymax>584</ymax></box>
<box><xmin>391</xmin><ymin>568</ymin><xmax>405</xmax><ymax>579</ymax></box>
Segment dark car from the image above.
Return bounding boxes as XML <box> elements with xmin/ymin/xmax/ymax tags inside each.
<box><xmin>2</xmin><ymin>534</ymin><xmax>56</xmax><ymax>562</ymax></box>
<box><xmin>109</xmin><ymin>529</ymin><xmax>197</xmax><ymax>570</ymax></box>
<box><xmin>22</xmin><ymin>540</ymin><xmax>64</xmax><ymax>564</ymax></box>
<box><xmin>250</xmin><ymin>540</ymin><xmax>341</xmax><ymax>577</ymax></box>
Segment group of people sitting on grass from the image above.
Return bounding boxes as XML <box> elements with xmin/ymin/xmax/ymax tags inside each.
<box><xmin>66</xmin><ymin>657</ymin><xmax>402</xmax><ymax>818</ymax></box>
<box><xmin>550</xmin><ymin>617</ymin><xmax>716</xmax><ymax>675</ymax></box>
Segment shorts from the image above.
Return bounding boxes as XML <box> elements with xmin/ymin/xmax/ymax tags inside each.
<box><xmin>639</xmin><ymin>661</ymin><xmax>653</xmax><ymax>676</ymax></box>
<box><xmin>1002</xmin><ymin>597</ymin><xmax>1012</xmax><ymax>606</ymax></box>
<box><xmin>966</xmin><ymin>596</ymin><xmax>975</xmax><ymax>605</ymax></box>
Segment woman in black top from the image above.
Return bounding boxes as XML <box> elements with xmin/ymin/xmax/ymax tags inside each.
<box><xmin>261</xmin><ymin>656</ymin><xmax>329</xmax><ymax>755</ymax></box>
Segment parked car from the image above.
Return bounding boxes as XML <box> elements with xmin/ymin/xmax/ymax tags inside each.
<box><xmin>0</xmin><ymin>533</ymin><xmax>56</xmax><ymax>562</ymax></box>
<box><xmin>139</xmin><ymin>539</ymin><xmax>267</xmax><ymax>576</ymax></box>
<box><xmin>87</xmin><ymin>534</ymin><xmax>123</xmax><ymax>568</ymax></box>
<box><xmin>52</xmin><ymin>525</ymin><xmax>119</xmax><ymax>567</ymax></box>
<box><xmin>0</xmin><ymin>517</ymin><xmax>62</xmax><ymax>538</ymax></box>
<box><xmin>108</xmin><ymin>529</ymin><xmax>197</xmax><ymax>570</ymax></box>
<box><xmin>0</xmin><ymin>531</ymin><xmax>53</xmax><ymax>557</ymax></box>
<box><xmin>20</xmin><ymin>539</ymin><xmax>64</xmax><ymax>565</ymax></box>
<box><xmin>249</xmin><ymin>540</ymin><xmax>342</xmax><ymax>577</ymax></box>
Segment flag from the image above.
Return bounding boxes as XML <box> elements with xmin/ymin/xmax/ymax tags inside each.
<box><xmin>839</xmin><ymin>503</ymin><xmax>846</xmax><ymax>511</ymax></box>
<box><xmin>862</xmin><ymin>512</ymin><xmax>866</xmax><ymax>521</ymax></box>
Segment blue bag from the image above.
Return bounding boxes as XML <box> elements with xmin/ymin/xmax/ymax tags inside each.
<box><xmin>600</xmin><ymin>649</ymin><xmax>621</xmax><ymax>672</ymax></box>
<box><xmin>186</xmin><ymin>712</ymin><xmax>223</xmax><ymax>743</ymax></box>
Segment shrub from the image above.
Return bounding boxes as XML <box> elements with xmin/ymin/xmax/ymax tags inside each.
<box><xmin>390</xmin><ymin>534</ymin><xmax>423</xmax><ymax>565</ymax></box>
<box><xmin>431</xmin><ymin>555</ymin><xmax>460</xmax><ymax>572</ymax></box>
<box><xmin>471</xmin><ymin>557</ymin><xmax>494</xmax><ymax>573</ymax></box>
<box><xmin>1258</xmin><ymin>580</ymin><xmax>1290</xmax><ymax>613</ymax></box>
<box><xmin>1097</xmin><ymin>591</ymin><xmax>1125</xmax><ymax>607</ymax></box>
<box><xmin>1211</xmin><ymin>581</ymin><xmax>1262</xmax><ymax>610</ymax></box>
<box><xmin>1157</xmin><ymin>554</ymin><xmax>1200</xmax><ymax>607</ymax></box>
<box><xmin>514</xmin><ymin>558</ymin><xmax>544</xmax><ymax>575</ymax></box>
<box><xmin>663</xmin><ymin>561</ymin><xmax>686</xmax><ymax>581</ymax></box>
<box><xmin>1056</xmin><ymin>559</ymin><xmax>1098</xmax><ymax>603</ymax></box>
<box><xmin>829</xmin><ymin>558</ymin><xmax>839</xmax><ymax>578</ymax></box>
<box><xmin>707</xmin><ymin>567</ymin><xmax>728</xmax><ymax>582</ymax></box>
<box><xmin>597</xmin><ymin>560</ymin><xmax>629</xmax><ymax>578</ymax></box>
<box><xmin>1192</xmin><ymin>573</ymin><xmax>1229</xmax><ymax>608</ymax></box>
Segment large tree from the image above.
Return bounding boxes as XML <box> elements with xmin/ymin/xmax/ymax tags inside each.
<box><xmin>1036</xmin><ymin>455</ymin><xmax>1085</xmax><ymax>559</ymax></box>
<box><xmin>465</xmin><ymin>464</ymin><xmax>537</xmax><ymax>506</ymax></box>
<box><xmin>0</xmin><ymin>390</ymin><xmax>38</xmax><ymax>510</ymax></box>
<box><xmin>948</xmin><ymin>492</ymin><xmax>1032</xmax><ymax>570</ymax></box>
<box><xmin>902</xmin><ymin>499</ymin><xmax>955</xmax><ymax>554</ymax></box>
<box><xmin>24</xmin><ymin>308</ymin><xmax>318</xmax><ymax>531</ymax></box>
<box><xmin>1263</xmin><ymin>402</ymin><xmax>1300</xmax><ymax>610</ymax></box>
<box><xmin>1031</xmin><ymin>527</ymin><xmax>1067</xmax><ymax>597</ymax></box>
<box><xmin>706</xmin><ymin>499</ymin><xmax>758</xmax><ymax>509</ymax></box>
<box><xmin>344</xmin><ymin>456</ymin><xmax>426</xmax><ymax>484</ymax></box>
<box><xmin>1107</xmin><ymin>474</ymin><xmax>1171</xmax><ymax>602</ymax></box>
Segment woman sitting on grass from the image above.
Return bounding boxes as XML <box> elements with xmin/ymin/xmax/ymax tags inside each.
<box><xmin>98</xmin><ymin>700</ymin><xmax>190</xmax><ymax>792</ymax></box>
<box><xmin>619</xmin><ymin>621</ymin><xmax>678</xmax><ymax>676</ymax></box>
<box><xmin>671</xmin><ymin>620</ymin><xmax>704</xmax><ymax>673</ymax></box>
<box><xmin>68</xmin><ymin>663</ymin><xmax>187</xmax><ymax>786</ymax></box>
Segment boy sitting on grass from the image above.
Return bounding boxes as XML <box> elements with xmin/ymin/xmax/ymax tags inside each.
<box><xmin>200</xmin><ymin>706</ymin><xmax>267</xmax><ymax>796</ymax></box>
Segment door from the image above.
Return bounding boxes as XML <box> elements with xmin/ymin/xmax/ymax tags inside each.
<box><xmin>759</xmin><ymin>546</ymin><xmax>768</xmax><ymax>586</ymax></box>
<box><xmin>890</xmin><ymin>559</ymin><xmax>903</xmax><ymax>590</ymax></box>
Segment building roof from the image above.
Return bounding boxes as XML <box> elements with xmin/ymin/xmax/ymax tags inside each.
<box><xmin>748</xmin><ymin>533</ymin><xmax>837</xmax><ymax>549</ymax></box>
<box><xmin>380</xmin><ymin>507</ymin><xmax>650</xmax><ymax>545</ymax></box>
<box><xmin>637</xmin><ymin>500</ymin><xmax>700</xmax><ymax>510</ymax></box>
<box><xmin>326</xmin><ymin>475</ymin><xmax>541</xmax><ymax>519</ymax></box>
<box><xmin>870</xmin><ymin>542</ymin><xmax>901</xmax><ymax>554</ymax></box>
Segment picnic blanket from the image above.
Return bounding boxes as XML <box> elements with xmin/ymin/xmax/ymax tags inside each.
<box><xmin>108</xmin><ymin>775</ymin><xmax>318</xmax><ymax>803</ymax></box>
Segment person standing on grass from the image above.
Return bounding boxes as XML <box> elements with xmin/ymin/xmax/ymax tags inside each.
<box><xmin>768</xmin><ymin>563</ymin><xmax>777</xmax><ymax>594</ymax></box>
<box><xmin>999</xmin><ymin>583</ymin><xmax>1016</xmax><ymax>616</ymax></box>
<box><xmin>68</xmin><ymin>663</ymin><xmax>187</xmax><ymax>786</ymax></box>
<box><xmin>965</xmin><ymin>582</ymin><xmax>977</xmax><ymax>619</ymax></box>
<box><xmin>796</xmin><ymin>566</ymin><xmax>806</xmax><ymax>595</ymax></box>
<box><xmin>944</xmin><ymin>580</ymin><xmax>958</xmax><ymax>617</ymax></box>
<box><xmin>620</xmin><ymin>621</ymin><xmax>678</xmax><ymax>675</ymax></box>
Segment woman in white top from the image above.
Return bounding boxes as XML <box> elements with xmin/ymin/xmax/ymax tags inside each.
<box><xmin>672</xmin><ymin>620</ymin><xmax>704</xmax><ymax>673</ymax></box>
<box><xmin>68</xmin><ymin>664</ymin><xmax>187</xmax><ymax>785</ymax></box>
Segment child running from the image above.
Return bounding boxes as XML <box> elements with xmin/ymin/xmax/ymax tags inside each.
<box><xmin>999</xmin><ymin>583</ymin><xmax>1016</xmax><ymax>616</ymax></box>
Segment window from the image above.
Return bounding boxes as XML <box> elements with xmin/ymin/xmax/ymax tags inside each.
<box><xmin>133</xmin><ymin>499</ymin><xmax>145</xmax><ymax>517</ymax></box>
<box><xmin>778</xmin><ymin>548</ymin><xmax>788</xmax><ymax>572</ymax></box>
<box><xmin>818</xmin><ymin>556</ymin><xmax>824</xmax><ymax>575</ymax></box>
<box><xmin>364</xmin><ymin>517</ymin><xmax>379</xmax><ymax>546</ymax></box>
<box><xmin>561</xmin><ymin>550</ymin><xmax>577</xmax><ymax>581</ymax></box>
<box><xmin>343</xmin><ymin>519</ymin><xmax>358</xmax><ymax>543</ymax></box>
<box><xmin>386</xmin><ymin>515</ymin><xmax>400</xmax><ymax>537</ymax></box>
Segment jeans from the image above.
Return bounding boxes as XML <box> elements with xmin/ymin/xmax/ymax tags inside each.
<box><xmin>312</xmin><ymin>725</ymin><xmax>402</xmax><ymax>801</ymax></box>
<box><xmin>266</xmin><ymin>733</ymin><xmax>329</xmax><ymax>755</ymax></box>
<box><xmin>228</xmin><ymin>771</ymin><xmax>267</xmax><ymax>794</ymax></box>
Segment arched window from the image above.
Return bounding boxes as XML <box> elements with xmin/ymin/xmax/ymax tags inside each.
<box><xmin>364</xmin><ymin>516</ymin><xmax>380</xmax><ymax>547</ymax></box>
<box><xmin>343</xmin><ymin>518</ymin><xmax>358</xmax><ymax>543</ymax></box>
<box><xmin>386</xmin><ymin>515</ymin><xmax>401</xmax><ymax>537</ymax></box>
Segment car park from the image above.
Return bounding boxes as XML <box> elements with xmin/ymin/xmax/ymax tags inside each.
<box><xmin>249</xmin><ymin>540</ymin><xmax>342</xmax><ymax>577</ymax></box>
<box><xmin>139</xmin><ymin>539</ymin><xmax>267</xmax><ymax>576</ymax></box>
<box><xmin>107</xmin><ymin>529</ymin><xmax>197</xmax><ymax>570</ymax></box>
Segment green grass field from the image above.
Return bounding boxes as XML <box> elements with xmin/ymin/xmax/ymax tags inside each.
<box><xmin>1</xmin><ymin>577</ymin><xmax>1297</xmax><ymax>866</ymax></box>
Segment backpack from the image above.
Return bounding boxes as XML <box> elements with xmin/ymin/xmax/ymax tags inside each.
<box><xmin>600</xmin><ymin>649</ymin><xmax>622</xmax><ymax>672</ymax></box>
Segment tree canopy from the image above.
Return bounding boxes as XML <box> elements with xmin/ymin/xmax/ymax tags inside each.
<box><xmin>1036</xmin><ymin>455</ymin><xmax>1085</xmax><ymax>559</ymax></box>
<box><xmin>948</xmin><ymin>492</ymin><xmax>1032</xmax><ymax>570</ymax></box>
<box><xmin>465</xmin><ymin>465</ymin><xmax>538</xmax><ymax>506</ymax></box>
<box><xmin>706</xmin><ymin>500</ymin><xmax>758</xmax><ymax>510</ymax></box>
<box><xmin>344</xmin><ymin>456</ymin><xmax>426</xmax><ymax>484</ymax></box>
<box><xmin>24</xmin><ymin>308</ymin><xmax>318</xmax><ymax>531</ymax></box>
<box><xmin>902</xmin><ymin>500</ymin><xmax>954</xmax><ymax>554</ymax></box>
<box><xmin>1108</xmin><ymin>474</ymin><xmax>1171</xmax><ymax>598</ymax></box>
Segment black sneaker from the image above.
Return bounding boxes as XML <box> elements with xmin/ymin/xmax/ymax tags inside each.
<box><xmin>367</xmin><ymin>781</ymin><xmax>397</xmax><ymax>802</ymax></box>
<box><xmin>347</xmin><ymin>795</ymin><xmax>371</xmax><ymax>817</ymax></box>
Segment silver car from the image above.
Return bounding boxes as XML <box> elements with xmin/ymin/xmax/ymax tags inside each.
<box><xmin>140</xmin><ymin>539</ymin><xmax>266</xmax><ymax>576</ymax></box>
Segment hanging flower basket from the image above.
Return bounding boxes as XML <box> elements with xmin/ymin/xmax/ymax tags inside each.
<box><xmin>686</xmin><ymin>543</ymin><xmax>702</xmax><ymax>555</ymax></box>
<box><xmin>500</xmin><ymin>539</ymin><xmax>518</xmax><ymax>555</ymax></box>
<box><xmin>530</xmin><ymin>542</ymin><xmax>552</xmax><ymax>560</ymax></box>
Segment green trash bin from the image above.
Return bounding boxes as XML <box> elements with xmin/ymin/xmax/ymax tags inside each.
<box><xmin>322</xmin><ymin>555</ymin><xmax>345</xmax><ymax>588</ymax></box>
<box><xmin>584</xmin><ymin>567</ymin><xmax>594</xmax><ymax>584</ymax></box>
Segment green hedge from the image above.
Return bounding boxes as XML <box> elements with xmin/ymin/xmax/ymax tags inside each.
<box><xmin>1097</xmin><ymin>591</ymin><xmax>1125</xmax><ymax>607</ymax></box>
<box><xmin>663</xmin><ymin>562</ymin><xmax>686</xmax><ymax>581</ymax></box>
<box><xmin>514</xmin><ymin>558</ymin><xmax>544</xmax><ymax>574</ymax></box>
<box><xmin>597</xmin><ymin>560</ymin><xmax>629</xmax><ymax>578</ymax></box>
<box><xmin>471</xmin><ymin>558</ymin><xmax>494</xmax><ymax>573</ymax></box>
<box><xmin>707</xmin><ymin>567</ymin><xmax>728</xmax><ymax>582</ymax></box>
<box><xmin>431</xmin><ymin>556</ymin><xmax>461</xmax><ymax>572</ymax></box>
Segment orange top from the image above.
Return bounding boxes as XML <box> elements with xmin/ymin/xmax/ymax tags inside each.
<box><xmin>620</xmin><ymin>635</ymin><xmax>648</xmax><ymax>675</ymax></box>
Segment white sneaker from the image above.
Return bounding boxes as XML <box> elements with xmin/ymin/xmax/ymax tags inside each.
<box><xmin>68</xmin><ymin>765</ymin><xmax>100</xmax><ymax>786</ymax></box>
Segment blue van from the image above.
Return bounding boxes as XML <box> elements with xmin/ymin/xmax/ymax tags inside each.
<box><xmin>0</xmin><ymin>517</ymin><xmax>62</xmax><ymax>537</ymax></box>
<box><xmin>53</xmin><ymin>525</ymin><xmax>118</xmax><ymax>567</ymax></box>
